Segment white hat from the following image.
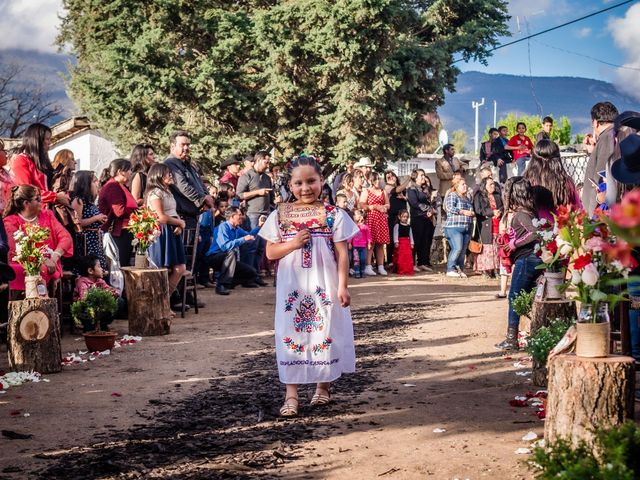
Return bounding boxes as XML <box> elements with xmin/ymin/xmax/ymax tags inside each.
<box><xmin>355</xmin><ymin>157</ymin><xmax>373</xmax><ymax>167</ymax></box>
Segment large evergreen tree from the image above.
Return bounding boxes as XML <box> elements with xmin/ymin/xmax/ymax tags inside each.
<box><xmin>58</xmin><ymin>0</ymin><xmax>509</xmax><ymax>169</ymax></box>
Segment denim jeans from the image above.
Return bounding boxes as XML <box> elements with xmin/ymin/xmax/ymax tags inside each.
<box><xmin>628</xmin><ymin>280</ymin><xmax>640</xmax><ymax>361</ymax></box>
<box><xmin>515</xmin><ymin>155</ymin><xmax>530</xmax><ymax>176</ymax></box>
<box><xmin>352</xmin><ymin>247</ymin><xmax>367</xmax><ymax>277</ymax></box>
<box><xmin>444</xmin><ymin>226</ymin><xmax>471</xmax><ymax>272</ymax></box>
<box><xmin>508</xmin><ymin>254</ymin><xmax>543</xmax><ymax>329</ymax></box>
<box><xmin>247</xmin><ymin>213</ymin><xmax>266</xmax><ymax>273</ymax></box>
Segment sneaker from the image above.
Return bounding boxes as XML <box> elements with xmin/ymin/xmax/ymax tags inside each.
<box><xmin>455</xmin><ymin>266</ymin><xmax>468</xmax><ymax>278</ymax></box>
<box><xmin>364</xmin><ymin>265</ymin><xmax>377</xmax><ymax>276</ymax></box>
<box><xmin>377</xmin><ymin>266</ymin><xmax>388</xmax><ymax>276</ymax></box>
<box><xmin>413</xmin><ymin>266</ymin><xmax>421</xmax><ymax>273</ymax></box>
<box><xmin>446</xmin><ymin>271</ymin><xmax>461</xmax><ymax>278</ymax></box>
<box><xmin>349</xmin><ymin>268</ymin><xmax>355</xmax><ymax>276</ymax></box>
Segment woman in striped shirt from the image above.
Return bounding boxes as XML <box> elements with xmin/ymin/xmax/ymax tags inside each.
<box><xmin>444</xmin><ymin>178</ymin><xmax>474</xmax><ymax>278</ymax></box>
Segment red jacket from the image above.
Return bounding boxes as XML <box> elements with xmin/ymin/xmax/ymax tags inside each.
<box><xmin>11</xmin><ymin>153</ymin><xmax>57</xmax><ymax>204</ymax></box>
<box><xmin>98</xmin><ymin>179</ymin><xmax>138</xmax><ymax>236</ymax></box>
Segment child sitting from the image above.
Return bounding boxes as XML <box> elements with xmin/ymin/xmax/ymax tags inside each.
<box><xmin>73</xmin><ymin>255</ymin><xmax>122</xmax><ymax>331</ymax></box>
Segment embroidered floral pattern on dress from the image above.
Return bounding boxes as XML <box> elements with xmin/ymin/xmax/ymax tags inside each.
<box><xmin>285</xmin><ymin>290</ymin><xmax>300</xmax><ymax>312</ymax></box>
<box><xmin>294</xmin><ymin>295</ymin><xmax>325</xmax><ymax>333</ymax></box>
<box><xmin>283</xmin><ymin>337</ymin><xmax>304</xmax><ymax>353</ymax></box>
<box><xmin>314</xmin><ymin>286</ymin><xmax>333</xmax><ymax>306</ymax></box>
<box><xmin>302</xmin><ymin>241</ymin><xmax>312</xmax><ymax>268</ymax></box>
<box><xmin>312</xmin><ymin>337</ymin><xmax>333</xmax><ymax>355</ymax></box>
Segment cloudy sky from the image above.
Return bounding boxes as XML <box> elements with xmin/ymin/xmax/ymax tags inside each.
<box><xmin>0</xmin><ymin>0</ymin><xmax>638</xmax><ymax>97</ymax></box>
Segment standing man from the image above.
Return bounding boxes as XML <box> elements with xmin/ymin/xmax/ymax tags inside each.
<box><xmin>354</xmin><ymin>157</ymin><xmax>374</xmax><ymax>187</ymax></box>
<box><xmin>219</xmin><ymin>154</ymin><xmax>242</xmax><ymax>189</ymax></box>
<box><xmin>582</xmin><ymin>102</ymin><xmax>621</xmax><ymax>216</ymax></box>
<box><xmin>535</xmin><ymin>117</ymin><xmax>554</xmax><ymax>144</ymax></box>
<box><xmin>164</xmin><ymin>130</ymin><xmax>212</xmax><ymax>309</ymax></box>
<box><xmin>240</xmin><ymin>153</ymin><xmax>256</xmax><ymax>176</ymax></box>
<box><xmin>236</xmin><ymin>150</ymin><xmax>274</xmax><ymax>277</ymax></box>
<box><xmin>435</xmin><ymin>143</ymin><xmax>464</xmax><ymax>198</ymax></box>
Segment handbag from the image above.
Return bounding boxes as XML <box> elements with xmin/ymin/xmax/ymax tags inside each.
<box><xmin>468</xmin><ymin>239</ymin><xmax>483</xmax><ymax>254</ymax></box>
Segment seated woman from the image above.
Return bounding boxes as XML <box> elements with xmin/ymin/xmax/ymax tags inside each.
<box><xmin>4</xmin><ymin>185</ymin><xmax>74</xmax><ymax>294</ymax></box>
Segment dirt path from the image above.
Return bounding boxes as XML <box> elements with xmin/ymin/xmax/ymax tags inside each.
<box><xmin>1</xmin><ymin>273</ymin><xmax>545</xmax><ymax>479</ymax></box>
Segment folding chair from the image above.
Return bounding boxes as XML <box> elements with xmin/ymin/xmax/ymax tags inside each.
<box><xmin>180</xmin><ymin>224</ymin><xmax>200</xmax><ymax>318</ymax></box>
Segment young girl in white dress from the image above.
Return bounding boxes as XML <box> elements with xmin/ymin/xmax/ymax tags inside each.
<box><xmin>259</xmin><ymin>155</ymin><xmax>360</xmax><ymax>417</ymax></box>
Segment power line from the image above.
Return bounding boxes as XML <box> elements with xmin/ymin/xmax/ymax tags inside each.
<box><xmin>532</xmin><ymin>39</ymin><xmax>640</xmax><ymax>72</ymax></box>
<box><xmin>452</xmin><ymin>0</ymin><xmax>637</xmax><ymax>64</ymax></box>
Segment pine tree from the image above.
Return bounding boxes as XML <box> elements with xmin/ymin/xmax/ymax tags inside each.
<box><xmin>58</xmin><ymin>0</ymin><xmax>509</xmax><ymax>169</ymax></box>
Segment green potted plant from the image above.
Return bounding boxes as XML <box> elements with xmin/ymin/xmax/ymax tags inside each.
<box><xmin>71</xmin><ymin>287</ymin><xmax>118</xmax><ymax>352</ymax></box>
<box><xmin>527</xmin><ymin>317</ymin><xmax>574</xmax><ymax>386</ymax></box>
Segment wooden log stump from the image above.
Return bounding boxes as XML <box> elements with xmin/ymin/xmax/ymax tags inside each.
<box><xmin>545</xmin><ymin>353</ymin><xmax>635</xmax><ymax>447</ymax></box>
<box><xmin>8</xmin><ymin>298</ymin><xmax>62</xmax><ymax>373</ymax></box>
<box><xmin>530</xmin><ymin>299</ymin><xmax>577</xmax><ymax>387</ymax></box>
<box><xmin>121</xmin><ymin>267</ymin><xmax>171</xmax><ymax>336</ymax></box>
<box><xmin>530</xmin><ymin>299</ymin><xmax>577</xmax><ymax>334</ymax></box>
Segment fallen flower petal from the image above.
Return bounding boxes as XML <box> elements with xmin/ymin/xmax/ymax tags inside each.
<box><xmin>433</xmin><ymin>428</ymin><xmax>446</xmax><ymax>433</ymax></box>
<box><xmin>111</xmin><ymin>392</ymin><xmax>122</xmax><ymax>397</ymax></box>
<box><xmin>509</xmin><ymin>399</ymin><xmax>528</xmax><ymax>407</ymax></box>
<box><xmin>522</xmin><ymin>432</ymin><xmax>538</xmax><ymax>441</ymax></box>
<box><xmin>515</xmin><ymin>448</ymin><xmax>531</xmax><ymax>455</ymax></box>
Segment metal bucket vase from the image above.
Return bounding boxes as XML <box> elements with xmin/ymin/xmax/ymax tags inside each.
<box><xmin>24</xmin><ymin>275</ymin><xmax>47</xmax><ymax>299</ymax></box>
<box><xmin>576</xmin><ymin>304</ymin><xmax>610</xmax><ymax>358</ymax></box>
<box><xmin>543</xmin><ymin>271</ymin><xmax>565</xmax><ymax>300</ymax></box>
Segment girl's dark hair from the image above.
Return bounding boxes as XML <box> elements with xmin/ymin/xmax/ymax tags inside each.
<box><xmin>516</xmin><ymin>122</ymin><xmax>526</xmax><ymax>130</ymax></box>
<box><xmin>145</xmin><ymin>163</ymin><xmax>172</xmax><ymax>195</ymax></box>
<box><xmin>218</xmin><ymin>191</ymin><xmax>229</xmax><ymax>202</ymax></box>
<box><xmin>71</xmin><ymin>170</ymin><xmax>98</xmax><ymax>203</ymax></box>
<box><xmin>397</xmin><ymin>209</ymin><xmax>408</xmax><ymax>218</ymax></box>
<box><xmin>369</xmin><ymin>171</ymin><xmax>380</xmax><ymax>184</ymax></box>
<box><xmin>288</xmin><ymin>155</ymin><xmax>322</xmax><ymax>177</ymax></box>
<box><xmin>219</xmin><ymin>182</ymin><xmax>235</xmax><ymax>193</ymax></box>
<box><xmin>100</xmin><ymin>158</ymin><xmax>132</xmax><ymax>186</ymax></box>
<box><xmin>5</xmin><ymin>185</ymin><xmax>40</xmax><ymax>217</ymax></box>
<box><xmin>340</xmin><ymin>173</ymin><xmax>353</xmax><ymax>189</ymax></box>
<box><xmin>524</xmin><ymin>139</ymin><xmax>572</xmax><ymax>212</ymax></box>
<box><xmin>77</xmin><ymin>255</ymin><xmax>101</xmax><ymax>277</ymax></box>
<box><xmin>503</xmin><ymin>176</ymin><xmax>534</xmax><ymax>217</ymax></box>
<box><xmin>20</xmin><ymin>123</ymin><xmax>53</xmax><ymax>174</ymax></box>
<box><xmin>130</xmin><ymin>143</ymin><xmax>155</xmax><ymax>174</ymax></box>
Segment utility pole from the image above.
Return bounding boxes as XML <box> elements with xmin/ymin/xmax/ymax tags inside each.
<box><xmin>472</xmin><ymin>97</ymin><xmax>485</xmax><ymax>154</ymax></box>
<box><xmin>493</xmin><ymin>100</ymin><xmax>497</xmax><ymax>127</ymax></box>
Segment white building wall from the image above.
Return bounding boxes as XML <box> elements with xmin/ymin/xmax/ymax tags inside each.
<box><xmin>49</xmin><ymin>129</ymin><xmax>120</xmax><ymax>174</ymax></box>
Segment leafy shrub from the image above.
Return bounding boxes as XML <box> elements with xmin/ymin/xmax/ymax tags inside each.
<box><xmin>512</xmin><ymin>288</ymin><xmax>536</xmax><ymax>318</ymax></box>
<box><xmin>527</xmin><ymin>318</ymin><xmax>573</xmax><ymax>365</ymax></box>
<box><xmin>531</xmin><ymin>422</ymin><xmax>640</xmax><ymax>479</ymax></box>
<box><xmin>71</xmin><ymin>287</ymin><xmax>117</xmax><ymax>332</ymax></box>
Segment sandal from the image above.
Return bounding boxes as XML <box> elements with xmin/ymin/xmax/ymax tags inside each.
<box><xmin>495</xmin><ymin>293</ymin><xmax>507</xmax><ymax>299</ymax></box>
<box><xmin>310</xmin><ymin>388</ymin><xmax>331</xmax><ymax>407</ymax></box>
<box><xmin>279</xmin><ymin>396</ymin><xmax>299</xmax><ymax>417</ymax></box>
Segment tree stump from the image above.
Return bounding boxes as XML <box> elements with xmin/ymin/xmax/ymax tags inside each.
<box><xmin>121</xmin><ymin>267</ymin><xmax>171</xmax><ymax>336</ymax></box>
<box><xmin>530</xmin><ymin>299</ymin><xmax>577</xmax><ymax>387</ymax></box>
<box><xmin>8</xmin><ymin>298</ymin><xmax>62</xmax><ymax>373</ymax></box>
<box><xmin>545</xmin><ymin>353</ymin><xmax>635</xmax><ymax>447</ymax></box>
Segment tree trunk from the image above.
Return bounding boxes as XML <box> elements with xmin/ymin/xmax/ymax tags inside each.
<box><xmin>545</xmin><ymin>353</ymin><xmax>635</xmax><ymax>448</ymax></box>
<box><xmin>121</xmin><ymin>267</ymin><xmax>171</xmax><ymax>336</ymax></box>
<box><xmin>529</xmin><ymin>299</ymin><xmax>577</xmax><ymax>387</ymax></box>
<box><xmin>8</xmin><ymin>298</ymin><xmax>62</xmax><ymax>373</ymax></box>
<box><xmin>530</xmin><ymin>299</ymin><xmax>577</xmax><ymax>334</ymax></box>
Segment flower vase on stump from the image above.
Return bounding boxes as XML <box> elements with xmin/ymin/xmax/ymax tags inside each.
<box><xmin>134</xmin><ymin>251</ymin><xmax>149</xmax><ymax>269</ymax></box>
<box><xmin>126</xmin><ymin>207</ymin><xmax>161</xmax><ymax>270</ymax></box>
<box><xmin>24</xmin><ymin>275</ymin><xmax>47</xmax><ymax>299</ymax></box>
<box><xmin>576</xmin><ymin>303</ymin><xmax>610</xmax><ymax>358</ymax></box>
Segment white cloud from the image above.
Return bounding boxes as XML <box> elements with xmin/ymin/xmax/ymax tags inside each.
<box><xmin>608</xmin><ymin>4</ymin><xmax>640</xmax><ymax>101</ymax></box>
<box><xmin>0</xmin><ymin>0</ymin><xmax>64</xmax><ymax>52</ymax></box>
<box><xmin>575</xmin><ymin>27</ymin><xmax>592</xmax><ymax>38</ymax></box>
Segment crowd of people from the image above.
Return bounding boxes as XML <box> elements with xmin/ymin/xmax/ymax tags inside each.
<box><xmin>0</xmin><ymin>98</ymin><xmax>639</xmax><ymax>414</ymax></box>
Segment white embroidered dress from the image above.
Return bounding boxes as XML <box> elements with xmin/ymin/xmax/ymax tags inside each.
<box><xmin>259</xmin><ymin>203</ymin><xmax>359</xmax><ymax>384</ymax></box>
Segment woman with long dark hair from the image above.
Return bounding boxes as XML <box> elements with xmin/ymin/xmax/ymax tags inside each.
<box><xmin>406</xmin><ymin>169</ymin><xmax>436</xmax><ymax>272</ymax></box>
<box><xmin>129</xmin><ymin>143</ymin><xmax>156</xmax><ymax>205</ymax></box>
<box><xmin>524</xmin><ymin>139</ymin><xmax>581</xmax><ymax>222</ymax></box>
<box><xmin>98</xmin><ymin>159</ymin><xmax>138</xmax><ymax>266</ymax></box>
<box><xmin>12</xmin><ymin>123</ymin><xmax>67</xmax><ymax>206</ymax></box>
<box><xmin>495</xmin><ymin>177</ymin><xmax>542</xmax><ymax>350</ymax></box>
<box><xmin>384</xmin><ymin>170</ymin><xmax>410</xmax><ymax>265</ymax></box>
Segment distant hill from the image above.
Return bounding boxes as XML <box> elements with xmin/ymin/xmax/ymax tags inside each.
<box><xmin>439</xmin><ymin>71</ymin><xmax>640</xmax><ymax>144</ymax></box>
<box><xmin>2</xmin><ymin>50</ymin><xmax>639</xmax><ymax>144</ymax></box>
